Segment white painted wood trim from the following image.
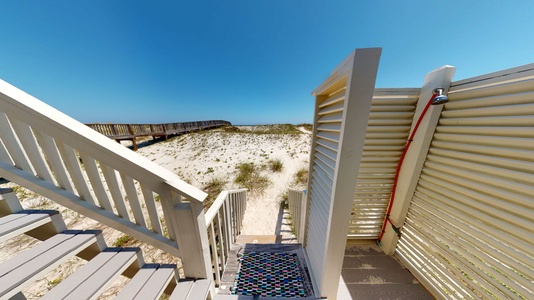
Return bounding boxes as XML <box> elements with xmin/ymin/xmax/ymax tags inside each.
<box><xmin>380</xmin><ymin>65</ymin><xmax>456</xmax><ymax>255</ymax></box>
<box><xmin>141</xmin><ymin>185</ymin><xmax>163</xmax><ymax>235</ymax></box>
<box><xmin>34</xmin><ymin>132</ymin><xmax>76</xmax><ymax>194</ymax></box>
<box><xmin>57</xmin><ymin>144</ymin><xmax>95</xmax><ymax>204</ymax></box>
<box><xmin>121</xmin><ymin>174</ymin><xmax>147</xmax><ymax>227</ymax></box>
<box><xmin>0</xmin><ymin>112</ymin><xmax>35</xmax><ymax>174</ymax></box>
<box><xmin>0</xmin><ymin>79</ymin><xmax>206</xmax><ymax>203</ymax></box>
<box><xmin>0</xmin><ymin>160</ymin><xmax>180</xmax><ymax>256</ymax></box>
<box><xmin>9</xmin><ymin>118</ymin><xmax>55</xmax><ymax>183</ymax></box>
<box><xmin>304</xmin><ymin>48</ymin><xmax>382</xmax><ymax>299</ymax></box>
<box><xmin>321</xmin><ymin>48</ymin><xmax>382</xmax><ymax>298</ymax></box>
<box><xmin>78</xmin><ymin>152</ymin><xmax>114</xmax><ymax>211</ymax></box>
<box><xmin>101</xmin><ymin>165</ymin><xmax>130</xmax><ymax>219</ymax></box>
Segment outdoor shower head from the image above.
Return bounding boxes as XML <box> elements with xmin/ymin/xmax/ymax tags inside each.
<box><xmin>432</xmin><ymin>88</ymin><xmax>449</xmax><ymax>105</ymax></box>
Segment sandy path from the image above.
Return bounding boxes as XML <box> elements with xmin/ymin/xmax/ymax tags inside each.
<box><xmin>136</xmin><ymin>126</ymin><xmax>311</xmax><ymax>235</ymax></box>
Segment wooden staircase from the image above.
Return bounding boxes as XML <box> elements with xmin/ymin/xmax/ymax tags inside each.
<box><xmin>0</xmin><ymin>188</ymin><xmax>211</xmax><ymax>300</ymax></box>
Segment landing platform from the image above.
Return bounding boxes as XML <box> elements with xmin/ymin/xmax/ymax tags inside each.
<box><xmin>217</xmin><ymin>238</ymin><xmax>433</xmax><ymax>299</ymax></box>
<box><xmin>218</xmin><ymin>236</ymin><xmax>313</xmax><ymax>297</ymax></box>
<box><xmin>337</xmin><ymin>241</ymin><xmax>433</xmax><ymax>299</ymax></box>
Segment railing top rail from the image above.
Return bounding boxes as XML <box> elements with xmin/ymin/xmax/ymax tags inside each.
<box><xmin>204</xmin><ymin>188</ymin><xmax>247</xmax><ymax>226</ymax></box>
<box><xmin>0</xmin><ymin>79</ymin><xmax>207</xmax><ymax>203</ymax></box>
<box><xmin>85</xmin><ymin>120</ymin><xmax>231</xmax><ymax>127</ymax></box>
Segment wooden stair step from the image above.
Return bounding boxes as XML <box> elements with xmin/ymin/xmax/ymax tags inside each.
<box><xmin>0</xmin><ymin>210</ymin><xmax>59</xmax><ymax>243</ymax></box>
<box><xmin>115</xmin><ymin>263</ymin><xmax>176</xmax><ymax>300</ymax></box>
<box><xmin>0</xmin><ymin>230</ymin><xmax>102</xmax><ymax>299</ymax></box>
<box><xmin>170</xmin><ymin>279</ymin><xmax>211</xmax><ymax>300</ymax></box>
<box><xmin>42</xmin><ymin>247</ymin><xmax>141</xmax><ymax>300</ymax></box>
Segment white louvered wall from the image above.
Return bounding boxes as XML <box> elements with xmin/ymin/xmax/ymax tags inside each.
<box><xmin>396</xmin><ymin>65</ymin><xmax>534</xmax><ymax>299</ymax></box>
<box><xmin>304</xmin><ymin>48</ymin><xmax>381</xmax><ymax>297</ymax></box>
<box><xmin>306</xmin><ymin>80</ymin><xmax>347</xmax><ymax>287</ymax></box>
<box><xmin>350</xmin><ymin>89</ymin><xmax>420</xmax><ymax>238</ymax></box>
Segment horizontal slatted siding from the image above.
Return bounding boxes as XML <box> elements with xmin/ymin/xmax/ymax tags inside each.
<box><xmin>306</xmin><ymin>84</ymin><xmax>346</xmax><ymax>289</ymax></box>
<box><xmin>397</xmin><ymin>67</ymin><xmax>534</xmax><ymax>299</ymax></box>
<box><xmin>349</xmin><ymin>89</ymin><xmax>419</xmax><ymax>238</ymax></box>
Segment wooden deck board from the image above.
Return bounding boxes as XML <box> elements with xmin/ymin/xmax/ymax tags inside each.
<box><xmin>0</xmin><ymin>230</ymin><xmax>100</xmax><ymax>299</ymax></box>
<box><xmin>133</xmin><ymin>264</ymin><xmax>176</xmax><ymax>300</ymax></box>
<box><xmin>169</xmin><ymin>278</ymin><xmax>212</xmax><ymax>300</ymax></box>
<box><xmin>42</xmin><ymin>247</ymin><xmax>140</xmax><ymax>299</ymax></box>
<box><xmin>0</xmin><ymin>210</ymin><xmax>57</xmax><ymax>243</ymax></box>
<box><xmin>337</xmin><ymin>243</ymin><xmax>433</xmax><ymax>300</ymax></box>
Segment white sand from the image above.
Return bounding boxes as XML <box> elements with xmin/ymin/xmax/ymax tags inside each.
<box><xmin>136</xmin><ymin>125</ymin><xmax>311</xmax><ymax>235</ymax></box>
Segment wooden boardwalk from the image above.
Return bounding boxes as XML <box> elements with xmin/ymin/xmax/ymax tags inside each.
<box><xmin>86</xmin><ymin>120</ymin><xmax>231</xmax><ymax>150</ymax></box>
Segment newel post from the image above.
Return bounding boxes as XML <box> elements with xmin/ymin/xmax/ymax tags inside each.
<box><xmin>174</xmin><ymin>197</ymin><xmax>215</xmax><ymax>294</ymax></box>
<box><xmin>380</xmin><ymin>65</ymin><xmax>456</xmax><ymax>255</ymax></box>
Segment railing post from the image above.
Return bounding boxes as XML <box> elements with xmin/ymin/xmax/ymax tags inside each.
<box><xmin>162</xmin><ymin>124</ymin><xmax>168</xmax><ymax>140</ymax></box>
<box><xmin>0</xmin><ymin>188</ymin><xmax>23</xmax><ymax>215</ymax></box>
<box><xmin>379</xmin><ymin>65</ymin><xmax>456</xmax><ymax>255</ymax></box>
<box><xmin>174</xmin><ymin>199</ymin><xmax>215</xmax><ymax>294</ymax></box>
<box><xmin>298</xmin><ymin>189</ymin><xmax>307</xmax><ymax>244</ymax></box>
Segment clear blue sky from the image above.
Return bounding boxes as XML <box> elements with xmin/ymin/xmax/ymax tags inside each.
<box><xmin>1</xmin><ymin>1</ymin><xmax>533</xmax><ymax>125</ymax></box>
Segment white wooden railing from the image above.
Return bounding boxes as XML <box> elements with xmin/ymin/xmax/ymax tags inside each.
<box><xmin>0</xmin><ymin>79</ymin><xmax>214</xmax><ymax>280</ymax></box>
<box><xmin>287</xmin><ymin>188</ymin><xmax>306</xmax><ymax>243</ymax></box>
<box><xmin>204</xmin><ymin>189</ymin><xmax>247</xmax><ymax>286</ymax></box>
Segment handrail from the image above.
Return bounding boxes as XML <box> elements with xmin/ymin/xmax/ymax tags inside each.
<box><xmin>204</xmin><ymin>188</ymin><xmax>247</xmax><ymax>226</ymax></box>
<box><xmin>204</xmin><ymin>189</ymin><xmax>247</xmax><ymax>286</ymax></box>
<box><xmin>0</xmin><ymin>79</ymin><xmax>208</xmax><ymax>259</ymax></box>
<box><xmin>86</xmin><ymin>120</ymin><xmax>231</xmax><ymax>151</ymax></box>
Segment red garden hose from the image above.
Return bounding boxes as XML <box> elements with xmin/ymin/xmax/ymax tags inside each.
<box><xmin>377</xmin><ymin>93</ymin><xmax>438</xmax><ymax>243</ymax></box>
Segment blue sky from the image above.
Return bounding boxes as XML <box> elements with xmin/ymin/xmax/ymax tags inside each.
<box><xmin>1</xmin><ymin>1</ymin><xmax>533</xmax><ymax>125</ymax></box>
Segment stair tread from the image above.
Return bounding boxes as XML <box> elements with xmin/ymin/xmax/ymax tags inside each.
<box><xmin>0</xmin><ymin>210</ymin><xmax>58</xmax><ymax>243</ymax></box>
<box><xmin>115</xmin><ymin>263</ymin><xmax>176</xmax><ymax>300</ymax></box>
<box><xmin>42</xmin><ymin>247</ymin><xmax>140</xmax><ymax>300</ymax></box>
<box><xmin>0</xmin><ymin>230</ymin><xmax>101</xmax><ymax>299</ymax></box>
<box><xmin>170</xmin><ymin>279</ymin><xmax>211</xmax><ymax>300</ymax></box>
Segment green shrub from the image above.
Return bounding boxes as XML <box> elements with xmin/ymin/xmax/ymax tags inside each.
<box><xmin>203</xmin><ymin>177</ymin><xmax>227</xmax><ymax>209</ymax></box>
<box><xmin>234</xmin><ymin>162</ymin><xmax>271</xmax><ymax>195</ymax></box>
<box><xmin>113</xmin><ymin>235</ymin><xmax>134</xmax><ymax>247</ymax></box>
<box><xmin>269</xmin><ymin>159</ymin><xmax>283</xmax><ymax>172</ymax></box>
<box><xmin>295</xmin><ymin>167</ymin><xmax>309</xmax><ymax>185</ymax></box>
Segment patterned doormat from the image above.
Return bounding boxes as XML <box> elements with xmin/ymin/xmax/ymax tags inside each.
<box><xmin>232</xmin><ymin>252</ymin><xmax>313</xmax><ymax>297</ymax></box>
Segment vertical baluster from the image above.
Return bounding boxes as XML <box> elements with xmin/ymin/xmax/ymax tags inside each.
<box><xmin>237</xmin><ymin>193</ymin><xmax>241</xmax><ymax>236</ymax></box>
<box><xmin>224</xmin><ymin>198</ymin><xmax>234</xmax><ymax>244</ymax></box>
<box><xmin>0</xmin><ymin>139</ymin><xmax>13</xmax><ymax>164</ymax></box>
<box><xmin>79</xmin><ymin>153</ymin><xmax>114</xmax><ymax>211</ymax></box>
<box><xmin>0</xmin><ymin>112</ymin><xmax>35</xmax><ymax>174</ymax></box>
<box><xmin>216</xmin><ymin>211</ymin><xmax>226</xmax><ymax>267</ymax></box>
<box><xmin>141</xmin><ymin>186</ymin><xmax>163</xmax><ymax>235</ymax></box>
<box><xmin>239</xmin><ymin>192</ymin><xmax>244</xmax><ymax>231</ymax></box>
<box><xmin>9</xmin><ymin>118</ymin><xmax>55</xmax><ymax>183</ymax></box>
<box><xmin>56</xmin><ymin>143</ymin><xmax>97</xmax><ymax>205</ymax></box>
<box><xmin>231</xmin><ymin>193</ymin><xmax>237</xmax><ymax>241</ymax></box>
<box><xmin>34</xmin><ymin>132</ymin><xmax>75</xmax><ymax>193</ymax></box>
<box><xmin>158</xmin><ymin>189</ymin><xmax>179</xmax><ymax>241</ymax></box>
<box><xmin>221</xmin><ymin>201</ymin><xmax>233</xmax><ymax>253</ymax></box>
<box><xmin>209</xmin><ymin>223</ymin><xmax>221</xmax><ymax>286</ymax></box>
<box><xmin>120</xmin><ymin>174</ymin><xmax>146</xmax><ymax>227</ymax></box>
<box><xmin>101</xmin><ymin>165</ymin><xmax>130</xmax><ymax>220</ymax></box>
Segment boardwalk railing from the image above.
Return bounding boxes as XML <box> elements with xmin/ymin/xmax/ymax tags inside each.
<box><xmin>0</xmin><ymin>79</ymin><xmax>214</xmax><ymax>283</ymax></box>
<box><xmin>87</xmin><ymin>120</ymin><xmax>231</xmax><ymax>150</ymax></box>
<box><xmin>287</xmin><ymin>188</ymin><xmax>306</xmax><ymax>243</ymax></box>
<box><xmin>204</xmin><ymin>189</ymin><xmax>247</xmax><ymax>286</ymax></box>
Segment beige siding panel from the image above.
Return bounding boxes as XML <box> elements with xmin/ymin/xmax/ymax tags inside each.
<box><xmin>305</xmin><ymin>48</ymin><xmax>382</xmax><ymax>297</ymax></box>
<box><xmin>349</xmin><ymin>89</ymin><xmax>419</xmax><ymax>238</ymax></box>
<box><xmin>397</xmin><ymin>64</ymin><xmax>534</xmax><ymax>299</ymax></box>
